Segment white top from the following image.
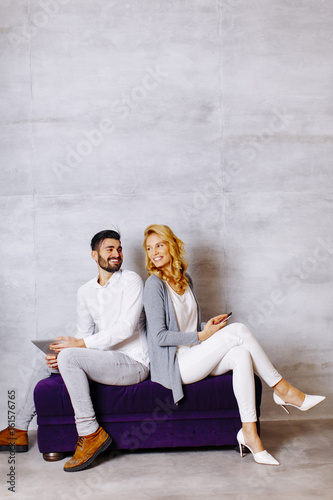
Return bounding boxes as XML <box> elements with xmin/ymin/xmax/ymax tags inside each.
<box><xmin>166</xmin><ymin>283</ymin><xmax>198</xmax><ymax>357</ymax></box>
<box><xmin>75</xmin><ymin>269</ymin><xmax>149</xmax><ymax>367</ymax></box>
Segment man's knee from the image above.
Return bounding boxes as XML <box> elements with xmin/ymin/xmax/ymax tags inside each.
<box><xmin>57</xmin><ymin>348</ymin><xmax>74</xmax><ymax>370</ymax></box>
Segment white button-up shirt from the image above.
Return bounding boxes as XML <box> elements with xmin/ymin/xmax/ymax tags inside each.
<box><xmin>75</xmin><ymin>269</ymin><xmax>149</xmax><ymax>367</ymax></box>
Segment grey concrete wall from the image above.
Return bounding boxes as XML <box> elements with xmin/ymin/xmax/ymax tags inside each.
<box><xmin>0</xmin><ymin>0</ymin><xmax>332</xmax><ymax>429</ymax></box>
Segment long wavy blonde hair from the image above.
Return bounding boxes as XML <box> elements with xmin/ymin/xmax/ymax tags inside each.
<box><xmin>143</xmin><ymin>224</ymin><xmax>189</xmax><ymax>293</ymax></box>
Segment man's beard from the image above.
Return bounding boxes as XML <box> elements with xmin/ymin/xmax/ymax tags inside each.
<box><xmin>98</xmin><ymin>255</ymin><xmax>122</xmax><ymax>273</ymax></box>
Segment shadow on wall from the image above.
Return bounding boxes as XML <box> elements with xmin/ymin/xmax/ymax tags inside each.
<box><xmin>188</xmin><ymin>245</ymin><xmax>226</xmax><ymax>321</ymax></box>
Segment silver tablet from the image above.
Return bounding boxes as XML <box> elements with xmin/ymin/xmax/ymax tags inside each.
<box><xmin>31</xmin><ymin>339</ymin><xmax>62</xmax><ymax>355</ymax></box>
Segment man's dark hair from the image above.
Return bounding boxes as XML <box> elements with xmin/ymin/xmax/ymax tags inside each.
<box><xmin>91</xmin><ymin>230</ymin><xmax>120</xmax><ymax>251</ymax></box>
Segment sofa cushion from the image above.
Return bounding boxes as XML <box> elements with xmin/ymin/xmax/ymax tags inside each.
<box><xmin>35</xmin><ymin>372</ymin><xmax>261</xmax><ymax>421</ymax></box>
<box><xmin>34</xmin><ymin>373</ymin><xmax>262</xmax><ymax>452</ymax></box>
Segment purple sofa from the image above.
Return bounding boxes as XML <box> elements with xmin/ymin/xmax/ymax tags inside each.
<box><xmin>34</xmin><ymin>373</ymin><xmax>262</xmax><ymax>460</ymax></box>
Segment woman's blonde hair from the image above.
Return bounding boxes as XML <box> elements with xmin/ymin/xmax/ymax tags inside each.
<box><xmin>143</xmin><ymin>224</ymin><xmax>188</xmax><ymax>293</ymax></box>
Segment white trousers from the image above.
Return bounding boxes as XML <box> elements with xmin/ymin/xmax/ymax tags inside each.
<box><xmin>177</xmin><ymin>323</ymin><xmax>282</xmax><ymax>422</ymax></box>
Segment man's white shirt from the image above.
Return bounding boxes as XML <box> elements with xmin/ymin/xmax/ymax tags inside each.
<box><xmin>75</xmin><ymin>269</ymin><xmax>149</xmax><ymax>367</ymax></box>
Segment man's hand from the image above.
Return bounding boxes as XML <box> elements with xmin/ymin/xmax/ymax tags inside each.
<box><xmin>49</xmin><ymin>336</ymin><xmax>86</xmax><ymax>353</ymax></box>
<box><xmin>198</xmin><ymin>314</ymin><xmax>229</xmax><ymax>342</ymax></box>
<box><xmin>46</xmin><ymin>354</ymin><xmax>58</xmax><ymax>370</ymax></box>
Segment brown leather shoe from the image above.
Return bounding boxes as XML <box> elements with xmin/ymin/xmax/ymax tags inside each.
<box><xmin>64</xmin><ymin>427</ymin><xmax>112</xmax><ymax>472</ymax></box>
<box><xmin>0</xmin><ymin>426</ymin><xmax>28</xmax><ymax>452</ymax></box>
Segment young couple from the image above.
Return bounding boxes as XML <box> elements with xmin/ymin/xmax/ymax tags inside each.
<box><xmin>0</xmin><ymin>225</ymin><xmax>325</xmax><ymax>471</ymax></box>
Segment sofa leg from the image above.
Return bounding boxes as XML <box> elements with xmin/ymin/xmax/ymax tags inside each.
<box><xmin>43</xmin><ymin>452</ymin><xmax>65</xmax><ymax>462</ymax></box>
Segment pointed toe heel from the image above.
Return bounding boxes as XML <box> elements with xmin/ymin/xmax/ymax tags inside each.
<box><xmin>236</xmin><ymin>429</ymin><xmax>280</xmax><ymax>466</ymax></box>
<box><xmin>273</xmin><ymin>393</ymin><xmax>326</xmax><ymax>413</ymax></box>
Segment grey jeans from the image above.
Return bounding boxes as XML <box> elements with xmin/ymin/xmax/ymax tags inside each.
<box><xmin>57</xmin><ymin>348</ymin><xmax>149</xmax><ymax>436</ymax></box>
<box><xmin>16</xmin><ymin>360</ymin><xmax>54</xmax><ymax>431</ymax></box>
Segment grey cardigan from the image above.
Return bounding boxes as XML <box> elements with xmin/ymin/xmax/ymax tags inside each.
<box><xmin>143</xmin><ymin>274</ymin><xmax>201</xmax><ymax>404</ymax></box>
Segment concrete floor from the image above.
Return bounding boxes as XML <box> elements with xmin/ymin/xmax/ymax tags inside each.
<box><xmin>0</xmin><ymin>419</ymin><xmax>332</xmax><ymax>500</ymax></box>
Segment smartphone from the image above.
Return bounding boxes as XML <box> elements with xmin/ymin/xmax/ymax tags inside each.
<box><xmin>221</xmin><ymin>312</ymin><xmax>232</xmax><ymax>323</ymax></box>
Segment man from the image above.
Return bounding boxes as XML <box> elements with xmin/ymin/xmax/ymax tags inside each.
<box><xmin>0</xmin><ymin>228</ymin><xmax>149</xmax><ymax>472</ymax></box>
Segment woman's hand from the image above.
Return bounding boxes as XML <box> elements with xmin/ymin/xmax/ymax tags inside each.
<box><xmin>198</xmin><ymin>314</ymin><xmax>229</xmax><ymax>341</ymax></box>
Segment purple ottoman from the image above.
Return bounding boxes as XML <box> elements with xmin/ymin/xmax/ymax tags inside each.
<box><xmin>34</xmin><ymin>373</ymin><xmax>262</xmax><ymax>460</ymax></box>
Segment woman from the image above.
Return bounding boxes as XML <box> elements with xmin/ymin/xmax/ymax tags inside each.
<box><xmin>143</xmin><ymin>224</ymin><xmax>325</xmax><ymax>466</ymax></box>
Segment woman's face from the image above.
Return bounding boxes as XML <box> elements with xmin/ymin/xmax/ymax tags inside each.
<box><xmin>146</xmin><ymin>233</ymin><xmax>171</xmax><ymax>271</ymax></box>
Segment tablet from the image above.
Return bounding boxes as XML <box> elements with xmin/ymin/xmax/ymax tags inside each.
<box><xmin>31</xmin><ymin>339</ymin><xmax>63</xmax><ymax>355</ymax></box>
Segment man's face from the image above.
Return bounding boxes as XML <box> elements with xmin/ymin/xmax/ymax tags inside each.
<box><xmin>93</xmin><ymin>238</ymin><xmax>123</xmax><ymax>273</ymax></box>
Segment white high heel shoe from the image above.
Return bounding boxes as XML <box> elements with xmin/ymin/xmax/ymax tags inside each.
<box><xmin>273</xmin><ymin>393</ymin><xmax>326</xmax><ymax>414</ymax></box>
<box><xmin>236</xmin><ymin>429</ymin><xmax>280</xmax><ymax>466</ymax></box>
